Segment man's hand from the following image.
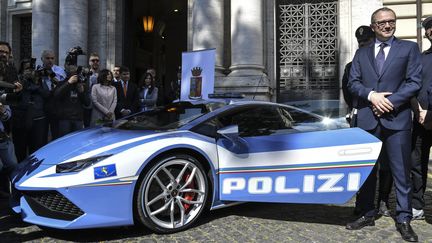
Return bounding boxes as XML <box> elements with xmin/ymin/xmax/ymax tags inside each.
<box><xmin>13</xmin><ymin>81</ymin><xmax>23</xmax><ymax>92</ymax></box>
<box><xmin>370</xmin><ymin>92</ymin><xmax>393</xmax><ymax>114</ymax></box>
<box><xmin>76</xmin><ymin>83</ymin><xmax>85</xmax><ymax>93</ymax></box>
<box><xmin>372</xmin><ymin>105</ymin><xmax>384</xmax><ymax>117</ymax></box>
<box><xmin>418</xmin><ymin>104</ymin><xmax>427</xmax><ymax>124</ymax></box>
<box><xmin>106</xmin><ymin>112</ymin><xmax>113</xmax><ymax>120</ymax></box>
<box><xmin>67</xmin><ymin>75</ymin><xmax>78</xmax><ymax>84</ymax></box>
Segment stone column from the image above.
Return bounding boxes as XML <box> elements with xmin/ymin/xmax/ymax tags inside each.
<box><xmin>229</xmin><ymin>0</ymin><xmax>265</xmax><ymax>76</ymax></box>
<box><xmin>32</xmin><ymin>0</ymin><xmax>59</xmax><ymax>65</ymax></box>
<box><xmin>88</xmin><ymin>0</ymin><xmax>108</xmax><ymax>68</ymax></box>
<box><xmin>0</xmin><ymin>0</ymin><xmax>6</xmax><ymax>41</ymax></box>
<box><xmin>191</xmin><ymin>0</ymin><xmax>224</xmax><ymax>76</ymax></box>
<box><xmin>58</xmin><ymin>0</ymin><xmax>88</xmax><ymax>66</ymax></box>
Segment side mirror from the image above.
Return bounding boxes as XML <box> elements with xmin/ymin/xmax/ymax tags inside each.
<box><xmin>216</xmin><ymin>125</ymin><xmax>248</xmax><ymax>154</ymax></box>
<box><xmin>217</xmin><ymin>125</ymin><xmax>239</xmax><ymax>139</ymax></box>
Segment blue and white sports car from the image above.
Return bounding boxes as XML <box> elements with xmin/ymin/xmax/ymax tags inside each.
<box><xmin>12</xmin><ymin>99</ymin><xmax>381</xmax><ymax>233</ymax></box>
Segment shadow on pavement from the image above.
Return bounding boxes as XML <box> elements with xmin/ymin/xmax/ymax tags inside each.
<box><xmin>199</xmin><ymin>202</ymin><xmax>354</xmax><ymax>227</ymax></box>
<box><xmin>1</xmin><ymin>187</ymin><xmax>431</xmax><ymax>242</ymax></box>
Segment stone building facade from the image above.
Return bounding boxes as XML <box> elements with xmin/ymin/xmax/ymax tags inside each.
<box><xmin>0</xmin><ymin>0</ymin><xmax>431</xmax><ymax>102</ymax></box>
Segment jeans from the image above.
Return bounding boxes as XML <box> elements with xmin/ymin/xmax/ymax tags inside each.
<box><xmin>0</xmin><ymin>140</ymin><xmax>18</xmax><ymax>178</ymax></box>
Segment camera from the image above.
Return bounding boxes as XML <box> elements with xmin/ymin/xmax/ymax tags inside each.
<box><xmin>64</xmin><ymin>46</ymin><xmax>92</xmax><ymax>83</ymax></box>
<box><xmin>35</xmin><ymin>65</ymin><xmax>56</xmax><ymax>79</ymax></box>
<box><xmin>0</xmin><ymin>63</ymin><xmax>20</xmax><ymax>104</ymax></box>
<box><xmin>65</xmin><ymin>46</ymin><xmax>85</xmax><ymax>67</ymax></box>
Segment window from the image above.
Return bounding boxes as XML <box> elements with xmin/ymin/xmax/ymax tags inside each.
<box><xmin>281</xmin><ymin>106</ymin><xmax>336</xmax><ymax>132</ymax></box>
<box><xmin>193</xmin><ymin>105</ymin><xmax>293</xmax><ymax>138</ymax></box>
<box><xmin>116</xmin><ymin>102</ymin><xmax>225</xmax><ymax>130</ymax></box>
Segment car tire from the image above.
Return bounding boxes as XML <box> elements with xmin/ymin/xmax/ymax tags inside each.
<box><xmin>136</xmin><ymin>154</ymin><xmax>208</xmax><ymax>233</ymax></box>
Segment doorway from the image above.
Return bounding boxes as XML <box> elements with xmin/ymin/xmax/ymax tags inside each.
<box><xmin>276</xmin><ymin>0</ymin><xmax>339</xmax><ymax>102</ymax></box>
<box><xmin>125</xmin><ymin>0</ymin><xmax>187</xmax><ymax>104</ymax></box>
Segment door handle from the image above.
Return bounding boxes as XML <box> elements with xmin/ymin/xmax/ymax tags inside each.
<box><xmin>338</xmin><ymin>147</ymin><xmax>373</xmax><ymax>156</ymax></box>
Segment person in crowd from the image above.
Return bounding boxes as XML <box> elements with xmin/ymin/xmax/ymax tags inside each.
<box><xmin>114</xmin><ymin>66</ymin><xmax>139</xmax><ymax>118</ymax></box>
<box><xmin>54</xmin><ymin>65</ymin><xmax>91</xmax><ymax>137</ymax></box>
<box><xmin>138</xmin><ymin>72</ymin><xmax>158</xmax><ymax>111</ymax></box>
<box><xmin>346</xmin><ymin>7</ymin><xmax>421</xmax><ymax>242</ymax></box>
<box><xmin>146</xmin><ymin>67</ymin><xmax>165</xmax><ymax>106</ymax></box>
<box><xmin>0</xmin><ymin>102</ymin><xmax>16</xmax><ymax>198</ymax></box>
<box><xmin>90</xmin><ymin>69</ymin><xmax>117</xmax><ymax>125</ymax></box>
<box><xmin>342</xmin><ymin>26</ymin><xmax>375</xmax><ymax>112</ymax></box>
<box><xmin>0</xmin><ymin>41</ymin><xmax>21</xmax><ymax>86</ymax></box>
<box><xmin>0</xmin><ymin>41</ymin><xmax>19</xmax><ymax>199</ymax></box>
<box><xmin>88</xmin><ymin>52</ymin><xmax>100</xmax><ymax>86</ymax></box>
<box><xmin>82</xmin><ymin>53</ymin><xmax>100</xmax><ymax>128</ymax></box>
<box><xmin>11</xmin><ymin>58</ymin><xmax>49</xmax><ymax>162</ymax></box>
<box><xmin>168</xmin><ymin>66</ymin><xmax>181</xmax><ymax>102</ymax></box>
<box><xmin>39</xmin><ymin>49</ymin><xmax>66</xmax><ymax>140</ymax></box>
<box><xmin>409</xmin><ymin>16</ymin><xmax>432</xmax><ymax>221</ymax></box>
<box><xmin>112</xmin><ymin>65</ymin><xmax>121</xmax><ymax>83</ymax></box>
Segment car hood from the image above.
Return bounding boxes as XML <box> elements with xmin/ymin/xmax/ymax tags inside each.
<box><xmin>32</xmin><ymin>126</ymin><xmax>163</xmax><ymax>165</ymax></box>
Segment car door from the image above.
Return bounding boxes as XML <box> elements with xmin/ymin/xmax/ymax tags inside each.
<box><xmin>216</xmin><ymin>104</ymin><xmax>382</xmax><ymax>204</ymax></box>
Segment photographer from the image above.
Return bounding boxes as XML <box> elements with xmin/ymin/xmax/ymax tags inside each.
<box><xmin>0</xmin><ymin>102</ymin><xmax>17</xmax><ymax>198</ymax></box>
<box><xmin>11</xmin><ymin>58</ymin><xmax>50</xmax><ymax>162</ymax></box>
<box><xmin>0</xmin><ymin>41</ymin><xmax>23</xmax><ymax>104</ymax></box>
<box><xmin>0</xmin><ymin>41</ymin><xmax>19</xmax><ymax>199</ymax></box>
<box><xmin>54</xmin><ymin>64</ymin><xmax>91</xmax><ymax>137</ymax></box>
<box><xmin>39</xmin><ymin>50</ymin><xmax>66</xmax><ymax>140</ymax></box>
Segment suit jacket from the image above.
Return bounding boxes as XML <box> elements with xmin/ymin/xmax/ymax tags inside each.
<box><xmin>114</xmin><ymin>80</ymin><xmax>139</xmax><ymax>118</ymax></box>
<box><xmin>417</xmin><ymin>48</ymin><xmax>432</xmax><ymax>128</ymax></box>
<box><xmin>348</xmin><ymin>37</ymin><xmax>422</xmax><ymax>131</ymax></box>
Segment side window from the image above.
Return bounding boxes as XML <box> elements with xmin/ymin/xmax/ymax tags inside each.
<box><xmin>191</xmin><ymin>118</ymin><xmax>220</xmax><ymax>138</ymax></box>
<box><xmin>218</xmin><ymin>106</ymin><xmax>293</xmax><ymax>137</ymax></box>
<box><xmin>282</xmin><ymin>107</ymin><xmax>322</xmax><ymax>123</ymax></box>
<box><xmin>281</xmin><ymin>106</ymin><xmax>331</xmax><ymax>132</ymax></box>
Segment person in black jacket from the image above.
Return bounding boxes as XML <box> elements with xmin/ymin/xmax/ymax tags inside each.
<box><xmin>342</xmin><ymin>26</ymin><xmax>393</xmax><ymax>218</ymax></box>
<box><xmin>114</xmin><ymin>66</ymin><xmax>139</xmax><ymax>118</ymax></box>
<box><xmin>410</xmin><ymin>16</ymin><xmax>432</xmax><ymax>221</ymax></box>
<box><xmin>341</xmin><ymin>26</ymin><xmax>375</xmax><ymax>112</ymax></box>
<box><xmin>54</xmin><ymin>65</ymin><xmax>91</xmax><ymax>137</ymax></box>
<box><xmin>11</xmin><ymin>58</ymin><xmax>50</xmax><ymax>162</ymax></box>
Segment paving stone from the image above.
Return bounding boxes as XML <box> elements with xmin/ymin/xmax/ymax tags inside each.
<box><xmin>2</xmin><ymin>175</ymin><xmax>432</xmax><ymax>242</ymax></box>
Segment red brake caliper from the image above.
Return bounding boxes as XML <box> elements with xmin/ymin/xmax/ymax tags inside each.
<box><xmin>182</xmin><ymin>173</ymin><xmax>195</xmax><ymax>212</ymax></box>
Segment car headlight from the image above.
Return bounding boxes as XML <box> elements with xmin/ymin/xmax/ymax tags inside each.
<box><xmin>56</xmin><ymin>155</ymin><xmax>112</xmax><ymax>173</ymax></box>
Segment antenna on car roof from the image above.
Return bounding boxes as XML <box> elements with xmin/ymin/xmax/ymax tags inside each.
<box><xmin>252</xmin><ymin>72</ymin><xmax>266</xmax><ymax>100</ymax></box>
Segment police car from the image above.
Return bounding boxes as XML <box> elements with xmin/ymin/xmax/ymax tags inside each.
<box><xmin>11</xmin><ymin>98</ymin><xmax>381</xmax><ymax>233</ymax></box>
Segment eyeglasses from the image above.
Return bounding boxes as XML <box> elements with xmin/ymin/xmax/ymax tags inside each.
<box><xmin>374</xmin><ymin>19</ymin><xmax>396</xmax><ymax>28</ymax></box>
<box><xmin>0</xmin><ymin>50</ymin><xmax>9</xmax><ymax>55</ymax></box>
<box><xmin>90</xmin><ymin>59</ymin><xmax>99</xmax><ymax>63</ymax></box>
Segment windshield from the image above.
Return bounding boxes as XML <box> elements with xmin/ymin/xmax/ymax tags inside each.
<box><xmin>115</xmin><ymin>101</ymin><xmax>225</xmax><ymax>130</ymax></box>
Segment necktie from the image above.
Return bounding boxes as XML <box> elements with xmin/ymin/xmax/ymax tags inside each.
<box><xmin>376</xmin><ymin>43</ymin><xmax>387</xmax><ymax>74</ymax></box>
<box><xmin>123</xmin><ymin>82</ymin><xmax>127</xmax><ymax>97</ymax></box>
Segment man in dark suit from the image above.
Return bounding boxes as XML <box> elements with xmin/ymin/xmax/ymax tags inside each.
<box><xmin>342</xmin><ymin>25</ymin><xmax>393</xmax><ymax>217</ymax></box>
<box><xmin>346</xmin><ymin>7</ymin><xmax>421</xmax><ymax>242</ymax></box>
<box><xmin>114</xmin><ymin>66</ymin><xmax>139</xmax><ymax>118</ymax></box>
<box><xmin>410</xmin><ymin>16</ymin><xmax>432</xmax><ymax>221</ymax></box>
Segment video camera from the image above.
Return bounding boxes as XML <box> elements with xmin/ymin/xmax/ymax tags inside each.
<box><xmin>35</xmin><ymin>65</ymin><xmax>55</xmax><ymax>79</ymax></box>
<box><xmin>64</xmin><ymin>46</ymin><xmax>92</xmax><ymax>83</ymax></box>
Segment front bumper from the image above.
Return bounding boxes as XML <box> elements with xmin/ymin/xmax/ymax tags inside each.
<box><xmin>15</xmin><ymin>181</ymin><xmax>137</xmax><ymax>229</ymax></box>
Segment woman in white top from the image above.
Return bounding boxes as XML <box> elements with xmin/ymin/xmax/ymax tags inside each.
<box><xmin>139</xmin><ymin>72</ymin><xmax>158</xmax><ymax>111</ymax></box>
<box><xmin>90</xmin><ymin>69</ymin><xmax>117</xmax><ymax>125</ymax></box>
